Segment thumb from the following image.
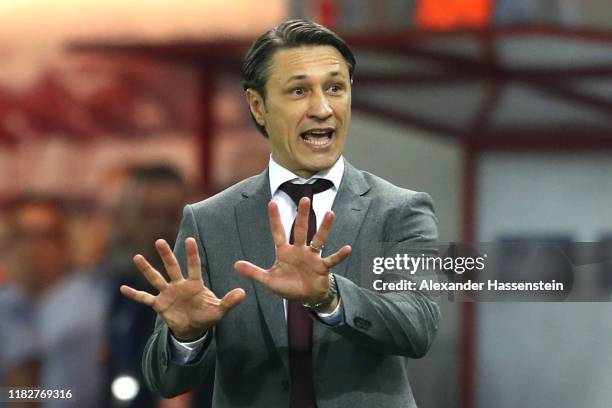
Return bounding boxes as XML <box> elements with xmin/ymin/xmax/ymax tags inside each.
<box><xmin>220</xmin><ymin>288</ymin><xmax>246</xmax><ymax>312</ymax></box>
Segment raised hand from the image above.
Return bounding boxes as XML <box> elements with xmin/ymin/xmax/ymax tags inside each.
<box><xmin>120</xmin><ymin>238</ymin><xmax>246</xmax><ymax>341</ymax></box>
<box><xmin>234</xmin><ymin>197</ymin><xmax>351</xmax><ymax>305</ymax></box>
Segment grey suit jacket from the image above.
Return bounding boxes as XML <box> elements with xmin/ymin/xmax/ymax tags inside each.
<box><xmin>142</xmin><ymin>160</ymin><xmax>440</xmax><ymax>408</ymax></box>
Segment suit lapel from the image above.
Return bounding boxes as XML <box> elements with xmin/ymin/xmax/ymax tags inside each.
<box><xmin>313</xmin><ymin>161</ymin><xmax>372</xmax><ymax>352</ymax></box>
<box><xmin>235</xmin><ymin>169</ymin><xmax>289</xmax><ymax>372</ymax></box>
<box><xmin>321</xmin><ymin>160</ymin><xmax>372</xmax><ymax>278</ymax></box>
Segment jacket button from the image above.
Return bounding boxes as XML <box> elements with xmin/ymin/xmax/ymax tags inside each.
<box><xmin>354</xmin><ymin>317</ymin><xmax>371</xmax><ymax>330</ymax></box>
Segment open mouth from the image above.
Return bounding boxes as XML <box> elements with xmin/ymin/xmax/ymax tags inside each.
<box><xmin>300</xmin><ymin>128</ymin><xmax>334</xmax><ymax>147</ymax></box>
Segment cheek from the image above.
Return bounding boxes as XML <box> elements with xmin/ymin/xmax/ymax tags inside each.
<box><xmin>266</xmin><ymin>114</ymin><xmax>289</xmax><ymax>140</ymax></box>
<box><xmin>340</xmin><ymin>100</ymin><xmax>351</xmax><ymax>119</ymax></box>
<box><xmin>269</xmin><ymin>102</ymin><xmax>303</xmax><ymax>129</ymax></box>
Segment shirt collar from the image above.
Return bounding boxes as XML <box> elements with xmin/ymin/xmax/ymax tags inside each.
<box><xmin>268</xmin><ymin>155</ymin><xmax>344</xmax><ymax>195</ymax></box>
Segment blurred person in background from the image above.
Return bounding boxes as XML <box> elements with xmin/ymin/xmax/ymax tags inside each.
<box><xmin>0</xmin><ymin>167</ymin><xmax>194</xmax><ymax>408</ymax></box>
<box><xmin>0</xmin><ymin>195</ymin><xmax>72</xmax><ymax>408</ymax></box>
<box><xmin>97</xmin><ymin>163</ymin><xmax>207</xmax><ymax>408</ymax></box>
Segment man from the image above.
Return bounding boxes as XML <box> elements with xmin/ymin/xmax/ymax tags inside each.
<box><xmin>121</xmin><ymin>19</ymin><xmax>440</xmax><ymax>408</ymax></box>
<box><xmin>0</xmin><ymin>194</ymin><xmax>91</xmax><ymax>407</ymax></box>
<box><xmin>0</xmin><ymin>196</ymin><xmax>57</xmax><ymax>393</ymax></box>
<box><xmin>99</xmin><ymin>164</ymin><xmax>193</xmax><ymax>408</ymax></box>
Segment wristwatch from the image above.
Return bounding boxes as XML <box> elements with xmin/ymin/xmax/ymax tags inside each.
<box><xmin>302</xmin><ymin>273</ymin><xmax>338</xmax><ymax>312</ymax></box>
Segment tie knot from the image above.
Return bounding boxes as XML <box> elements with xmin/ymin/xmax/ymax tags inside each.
<box><xmin>278</xmin><ymin>178</ymin><xmax>333</xmax><ymax>205</ymax></box>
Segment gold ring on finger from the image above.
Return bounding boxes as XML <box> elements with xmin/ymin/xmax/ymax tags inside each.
<box><xmin>309</xmin><ymin>242</ymin><xmax>324</xmax><ymax>253</ymax></box>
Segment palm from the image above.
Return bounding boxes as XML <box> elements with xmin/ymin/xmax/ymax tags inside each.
<box><xmin>121</xmin><ymin>238</ymin><xmax>245</xmax><ymax>341</ymax></box>
<box><xmin>264</xmin><ymin>244</ymin><xmax>329</xmax><ymax>300</ymax></box>
<box><xmin>153</xmin><ymin>280</ymin><xmax>224</xmax><ymax>335</ymax></box>
<box><xmin>235</xmin><ymin>198</ymin><xmax>352</xmax><ymax>303</ymax></box>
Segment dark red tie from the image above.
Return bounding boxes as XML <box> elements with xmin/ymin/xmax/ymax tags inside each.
<box><xmin>278</xmin><ymin>179</ymin><xmax>333</xmax><ymax>408</ymax></box>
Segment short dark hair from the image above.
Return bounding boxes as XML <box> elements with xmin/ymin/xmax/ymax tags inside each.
<box><xmin>114</xmin><ymin>163</ymin><xmax>187</xmax><ymax>218</ymax></box>
<box><xmin>128</xmin><ymin>163</ymin><xmax>185</xmax><ymax>187</ymax></box>
<box><xmin>243</xmin><ymin>19</ymin><xmax>356</xmax><ymax>138</ymax></box>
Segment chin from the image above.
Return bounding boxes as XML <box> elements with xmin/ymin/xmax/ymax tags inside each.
<box><xmin>302</xmin><ymin>156</ymin><xmax>338</xmax><ymax>172</ymax></box>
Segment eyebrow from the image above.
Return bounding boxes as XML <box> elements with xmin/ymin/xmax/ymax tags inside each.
<box><xmin>284</xmin><ymin>71</ymin><xmax>346</xmax><ymax>85</ymax></box>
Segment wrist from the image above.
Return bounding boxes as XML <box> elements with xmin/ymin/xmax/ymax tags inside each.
<box><xmin>318</xmin><ymin>294</ymin><xmax>339</xmax><ymax>314</ymax></box>
<box><xmin>171</xmin><ymin>327</ymin><xmax>208</xmax><ymax>343</ymax></box>
<box><xmin>303</xmin><ymin>273</ymin><xmax>338</xmax><ymax>312</ymax></box>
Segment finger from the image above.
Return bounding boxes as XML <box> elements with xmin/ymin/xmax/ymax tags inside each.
<box><xmin>293</xmin><ymin>197</ymin><xmax>310</xmax><ymax>245</ymax></box>
<box><xmin>234</xmin><ymin>260</ymin><xmax>268</xmax><ymax>284</ymax></box>
<box><xmin>322</xmin><ymin>245</ymin><xmax>352</xmax><ymax>268</ymax></box>
<box><xmin>133</xmin><ymin>254</ymin><xmax>168</xmax><ymax>291</ymax></box>
<box><xmin>204</xmin><ymin>297</ymin><xmax>221</xmax><ymax>307</ymax></box>
<box><xmin>155</xmin><ymin>239</ymin><xmax>183</xmax><ymax>282</ymax></box>
<box><xmin>220</xmin><ymin>288</ymin><xmax>247</xmax><ymax>312</ymax></box>
<box><xmin>311</xmin><ymin>211</ymin><xmax>335</xmax><ymax>249</ymax></box>
<box><xmin>268</xmin><ymin>201</ymin><xmax>287</xmax><ymax>246</ymax></box>
<box><xmin>120</xmin><ymin>285</ymin><xmax>156</xmax><ymax>306</ymax></box>
<box><xmin>185</xmin><ymin>238</ymin><xmax>204</xmax><ymax>282</ymax></box>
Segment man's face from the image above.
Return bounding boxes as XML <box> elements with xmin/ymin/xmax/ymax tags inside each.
<box><xmin>122</xmin><ymin>181</ymin><xmax>186</xmax><ymax>261</ymax></box>
<box><xmin>248</xmin><ymin>45</ymin><xmax>351</xmax><ymax>178</ymax></box>
<box><xmin>10</xmin><ymin>204</ymin><xmax>67</xmax><ymax>295</ymax></box>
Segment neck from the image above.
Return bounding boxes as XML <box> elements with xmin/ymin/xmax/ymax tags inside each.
<box><xmin>271</xmin><ymin>155</ymin><xmax>318</xmax><ymax>179</ymax></box>
<box><xmin>294</xmin><ymin>169</ymin><xmax>316</xmax><ymax>179</ymax></box>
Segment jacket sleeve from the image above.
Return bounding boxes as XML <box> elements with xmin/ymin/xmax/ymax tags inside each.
<box><xmin>141</xmin><ymin>204</ymin><xmax>217</xmax><ymax>398</ymax></box>
<box><xmin>323</xmin><ymin>192</ymin><xmax>441</xmax><ymax>358</ymax></box>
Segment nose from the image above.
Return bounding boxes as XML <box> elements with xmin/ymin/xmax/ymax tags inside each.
<box><xmin>307</xmin><ymin>90</ymin><xmax>333</xmax><ymax>120</ymax></box>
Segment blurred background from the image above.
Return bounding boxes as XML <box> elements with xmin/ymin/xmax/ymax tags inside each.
<box><xmin>1</xmin><ymin>0</ymin><xmax>612</xmax><ymax>407</ymax></box>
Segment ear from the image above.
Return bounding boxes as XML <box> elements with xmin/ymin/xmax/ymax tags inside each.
<box><xmin>245</xmin><ymin>89</ymin><xmax>266</xmax><ymax>127</ymax></box>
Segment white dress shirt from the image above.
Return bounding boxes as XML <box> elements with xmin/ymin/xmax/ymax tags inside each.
<box><xmin>171</xmin><ymin>156</ymin><xmax>346</xmax><ymax>363</ymax></box>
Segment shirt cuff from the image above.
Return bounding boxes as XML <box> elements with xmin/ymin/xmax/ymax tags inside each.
<box><xmin>316</xmin><ymin>297</ymin><xmax>344</xmax><ymax>326</ymax></box>
<box><xmin>169</xmin><ymin>331</ymin><xmax>208</xmax><ymax>364</ymax></box>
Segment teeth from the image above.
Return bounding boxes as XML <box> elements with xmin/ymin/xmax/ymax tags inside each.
<box><xmin>303</xmin><ymin>137</ymin><xmax>331</xmax><ymax>146</ymax></box>
<box><xmin>301</xmin><ymin>129</ymin><xmax>333</xmax><ymax>146</ymax></box>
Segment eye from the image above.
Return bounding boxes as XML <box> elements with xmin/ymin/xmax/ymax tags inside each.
<box><xmin>328</xmin><ymin>83</ymin><xmax>344</xmax><ymax>93</ymax></box>
<box><xmin>290</xmin><ymin>87</ymin><xmax>305</xmax><ymax>96</ymax></box>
